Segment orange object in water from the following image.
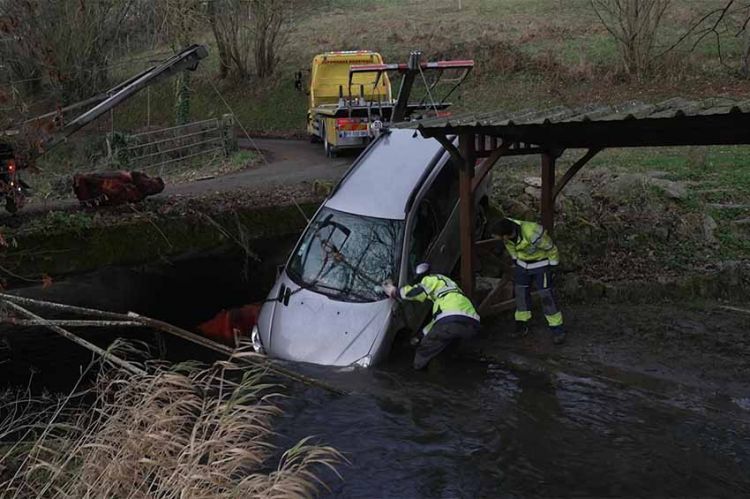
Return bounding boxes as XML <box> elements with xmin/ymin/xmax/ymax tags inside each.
<box><xmin>197</xmin><ymin>304</ymin><xmax>261</xmax><ymax>347</ymax></box>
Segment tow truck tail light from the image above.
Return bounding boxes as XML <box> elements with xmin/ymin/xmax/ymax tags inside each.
<box><xmin>335</xmin><ymin>118</ymin><xmax>368</xmax><ymax>130</ymax></box>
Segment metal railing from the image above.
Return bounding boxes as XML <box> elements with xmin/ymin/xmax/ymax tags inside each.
<box><xmin>110</xmin><ymin>114</ymin><xmax>237</xmax><ymax>176</ymax></box>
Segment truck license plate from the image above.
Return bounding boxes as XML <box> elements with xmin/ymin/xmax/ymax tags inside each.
<box><xmin>341</xmin><ymin>131</ymin><xmax>369</xmax><ymax>138</ymax></box>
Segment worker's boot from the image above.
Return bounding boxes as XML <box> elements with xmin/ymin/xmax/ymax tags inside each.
<box><xmin>551</xmin><ymin>326</ymin><xmax>566</xmax><ymax>345</ymax></box>
<box><xmin>513</xmin><ymin>321</ymin><xmax>530</xmax><ymax>338</ymax></box>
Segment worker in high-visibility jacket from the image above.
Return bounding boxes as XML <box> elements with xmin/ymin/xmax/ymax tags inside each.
<box><xmin>383</xmin><ymin>263</ymin><xmax>480</xmax><ymax>369</ymax></box>
<box><xmin>491</xmin><ymin>218</ymin><xmax>565</xmax><ymax>344</ymax></box>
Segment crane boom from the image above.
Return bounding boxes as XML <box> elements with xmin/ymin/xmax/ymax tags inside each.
<box><xmin>43</xmin><ymin>44</ymin><xmax>208</xmax><ymax>153</ymax></box>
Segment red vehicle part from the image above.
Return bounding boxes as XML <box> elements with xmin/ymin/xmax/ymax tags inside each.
<box><xmin>197</xmin><ymin>304</ymin><xmax>261</xmax><ymax>347</ymax></box>
<box><xmin>72</xmin><ymin>170</ymin><xmax>164</xmax><ymax>207</ymax></box>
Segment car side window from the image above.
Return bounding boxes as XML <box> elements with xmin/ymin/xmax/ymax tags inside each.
<box><xmin>405</xmin><ymin>160</ymin><xmax>459</xmax><ymax>281</ymax></box>
<box><xmin>425</xmin><ymin>160</ymin><xmax>459</xmax><ymax>228</ymax></box>
<box><xmin>407</xmin><ymin>199</ymin><xmax>439</xmax><ymax>281</ymax></box>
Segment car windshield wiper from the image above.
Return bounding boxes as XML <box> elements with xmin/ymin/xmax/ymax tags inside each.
<box><xmin>311</xmin><ymin>281</ymin><xmax>375</xmax><ymax>303</ymax></box>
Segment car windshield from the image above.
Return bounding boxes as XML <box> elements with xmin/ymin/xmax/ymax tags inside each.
<box><xmin>287</xmin><ymin>207</ymin><xmax>403</xmax><ymax>302</ymax></box>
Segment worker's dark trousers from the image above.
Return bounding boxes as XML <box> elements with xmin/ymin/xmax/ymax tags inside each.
<box><xmin>513</xmin><ymin>264</ymin><xmax>563</xmax><ymax>329</ymax></box>
<box><xmin>414</xmin><ymin>318</ymin><xmax>480</xmax><ymax>370</ymax></box>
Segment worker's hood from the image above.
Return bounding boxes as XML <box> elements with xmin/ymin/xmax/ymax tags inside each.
<box><xmin>258</xmin><ymin>273</ymin><xmax>393</xmax><ymax>367</ymax></box>
<box><xmin>258</xmin><ymin>273</ymin><xmax>392</xmax><ymax>367</ymax></box>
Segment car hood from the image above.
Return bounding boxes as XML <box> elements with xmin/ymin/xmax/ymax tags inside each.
<box><xmin>259</xmin><ymin>274</ymin><xmax>393</xmax><ymax>366</ymax></box>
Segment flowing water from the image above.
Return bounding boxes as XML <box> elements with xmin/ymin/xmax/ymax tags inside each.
<box><xmin>275</xmin><ymin>358</ymin><xmax>750</xmax><ymax>498</ymax></box>
<box><xmin>3</xmin><ymin>251</ymin><xmax>750</xmax><ymax>497</ymax></box>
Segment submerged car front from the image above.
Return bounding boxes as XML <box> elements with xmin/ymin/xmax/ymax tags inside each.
<box><xmin>255</xmin><ymin>206</ymin><xmax>404</xmax><ymax>367</ymax></box>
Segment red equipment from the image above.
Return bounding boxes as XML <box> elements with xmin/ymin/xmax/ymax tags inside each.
<box><xmin>197</xmin><ymin>304</ymin><xmax>261</xmax><ymax>347</ymax></box>
<box><xmin>72</xmin><ymin>171</ymin><xmax>164</xmax><ymax>207</ymax></box>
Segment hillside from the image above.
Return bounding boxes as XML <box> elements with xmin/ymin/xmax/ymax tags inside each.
<box><xmin>108</xmin><ymin>0</ymin><xmax>750</xmax><ymax>134</ymax></box>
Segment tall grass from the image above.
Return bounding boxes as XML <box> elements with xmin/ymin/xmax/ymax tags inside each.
<box><xmin>0</xmin><ymin>352</ymin><xmax>342</xmax><ymax>498</ymax></box>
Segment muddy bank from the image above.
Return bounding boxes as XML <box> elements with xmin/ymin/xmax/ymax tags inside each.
<box><xmin>1</xmin><ymin>237</ymin><xmax>297</xmax><ymax>392</ymax></box>
<box><xmin>0</xmin><ymin>186</ymin><xmax>323</xmax><ymax>282</ymax></box>
<box><xmin>466</xmin><ymin>300</ymin><xmax>750</xmax><ymax>400</ymax></box>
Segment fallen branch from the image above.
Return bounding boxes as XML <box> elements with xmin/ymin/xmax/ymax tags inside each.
<box><xmin>2</xmin><ymin>300</ymin><xmax>146</xmax><ymax>376</ymax></box>
<box><xmin>0</xmin><ymin>292</ymin><xmax>346</xmax><ymax>395</ymax></box>
<box><xmin>719</xmin><ymin>305</ymin><xmax>750</xmax><ymax>315</ymax></box>
<box><xmin>1</xmin><ymin>319</ymin><xmax>141</xmax><ymax>327</ymax></box>
<box><xmin>125</xmin><ymin>311</ymin><xmax>346</xmax><ymax>395</ymax></box>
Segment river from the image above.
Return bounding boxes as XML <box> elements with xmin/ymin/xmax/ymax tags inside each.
<box><xmin>275</xmin><ymin>357</ymin><xmax>750</xmax><ymax>497</ymax></box>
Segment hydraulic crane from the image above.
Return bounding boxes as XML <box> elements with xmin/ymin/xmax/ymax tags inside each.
<box><xmin>0</xmin><ymin>44</ymin><xmax>208</xmax><ymax>213</ymax></box>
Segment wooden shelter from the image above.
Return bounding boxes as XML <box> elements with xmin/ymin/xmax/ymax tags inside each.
<box><xmin>398</xmin><ymin>97</ymin><xmax>750</xmax><ymax>298</ymax></box>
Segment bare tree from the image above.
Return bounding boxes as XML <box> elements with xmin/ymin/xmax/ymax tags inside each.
<box><xmin>250</xmin><ymin>0</ymin><xmax>289</xmax><ymax>79</ymax></box>
<box><xmin>653</xmin><ymin>0</ymin><xmax>750</xmax><ymax>78</ymax></box>
<box><xmin>208</xmin><ymin>0</ymin><xmax>255</xmax><ymax>80</ymax></box>
<box><xmin>156</xmin><ymin>0</ymin><xmax>203</xmax><ymax>124</ymax></box>
<box><xmin>207</xmin><ymin>0</ymin><xmax>290</xmax><ymax>80</ymax></box>
<box><xmin>0</xmin><ymin>0</ymin><xmax>135</xmax><ymax>101</ymax></box>
<box><xmin>591</xmin><ymin>0</ymin><xmax>671</xmax><ymax>76</ymax></box>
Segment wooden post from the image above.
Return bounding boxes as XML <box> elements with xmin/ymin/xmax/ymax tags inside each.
<box><xmin>541</xmin><ymin>151</ymin><xmax>556</xmax><ymax>231</ymax></box>
<box><xmin>459</xmin><ymin>133</ymin><xmax>476</xmax><ymax>298</ymax></box>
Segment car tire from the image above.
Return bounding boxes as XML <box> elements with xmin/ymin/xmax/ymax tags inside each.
<box><xmin>321</xmin><ymin>123</ymin><xmax>333</xmax><ymax>157</ymax></box>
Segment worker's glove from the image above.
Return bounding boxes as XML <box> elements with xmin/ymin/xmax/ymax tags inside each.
<box><xmin>382</xmin><ymin>280</ymin><xmax>398</xmax><ymax>299</ymax></box>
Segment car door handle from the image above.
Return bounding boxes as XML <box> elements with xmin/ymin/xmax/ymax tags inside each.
<box><xmin>439</xmin><ymin>244</ymin><xmax>446</xmax><ymax>254</ymax></box>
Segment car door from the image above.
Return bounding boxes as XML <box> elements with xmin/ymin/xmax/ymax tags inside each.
<box><xmin>400</xmin><ymin>156</ymin><xmax>460</xmax><ymax>331</ymax></box>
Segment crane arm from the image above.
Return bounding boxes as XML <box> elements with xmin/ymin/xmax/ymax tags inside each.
<box><xmin>40</xmin><ymin>44</ymin><xmax>208</xmax><ymax>154</ymax></box>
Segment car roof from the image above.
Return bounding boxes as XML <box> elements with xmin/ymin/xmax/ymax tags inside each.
<box><xmin>325</xmin><ymin>129</ymin><xmax>446</xmax><ymax>220</ymax></box>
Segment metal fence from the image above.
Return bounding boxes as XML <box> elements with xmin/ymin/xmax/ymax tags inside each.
<box><xmin>110</xmin><ymin>114</ymin><xmax>237</xmax><ymax>175</ymax></box>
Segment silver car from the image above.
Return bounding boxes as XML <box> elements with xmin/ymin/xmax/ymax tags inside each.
<box><xmin>252</xmin><ymin>128</ymin><xmax>490</xmax><ymax>367</ymax></box>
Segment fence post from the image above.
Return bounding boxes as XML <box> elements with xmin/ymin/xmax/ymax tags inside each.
<box><xmin>221</xmin><ymin>113</ymin><xmax>237</xmax><ymax>156</ymax></box>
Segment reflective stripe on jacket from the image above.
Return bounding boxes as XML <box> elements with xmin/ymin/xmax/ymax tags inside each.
<box><xmin>399</xmin><ymin>274</ymin><xmax>479</xmax><ymax>335</ymax></box>
<box><xmin>504</xmin><ymin>218</ymin><xmax>559</xmax><ymax>266</ymax></box>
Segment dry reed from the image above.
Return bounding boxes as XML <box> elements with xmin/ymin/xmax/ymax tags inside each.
<box><xmin>0</xmin><ymin>351</ymin><xmax>342</xmax><ymax>498</ymax></box>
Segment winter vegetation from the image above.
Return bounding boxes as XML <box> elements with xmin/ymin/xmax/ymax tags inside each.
<box><xmin>0</xmin><ymin>350</ymin><xmax>342</xmax><ymax>497</ymax></box>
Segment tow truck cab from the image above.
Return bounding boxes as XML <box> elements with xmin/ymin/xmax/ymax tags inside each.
<box><xmin>306</xmin><ymin>51</ymin><xmax>392</xmax><ymax>156</ymax></box>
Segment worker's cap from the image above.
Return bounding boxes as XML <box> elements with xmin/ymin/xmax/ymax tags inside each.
<box><xmin>415</xmin><ymin>262</ymin><xmax>430</xmax><ymax>276</ymax></box>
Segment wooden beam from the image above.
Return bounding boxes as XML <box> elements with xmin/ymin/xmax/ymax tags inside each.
<box><xmin>552</xmin><ymin>148</ymin><xmax>601</xmax><ymax>200</ymax></box>
<box><xmin>458</xmin><ymin>133</ymin><xmax>476</xmax><ymax>299</ymax></box>
<box><xmin>432</xmin><ymin>132</ymin><xmax>464</xmax><ymax>167</ymax></box>
<box><xmin>472</xmin><ymin>141</ymin><xmax>511</xmax><ymax>192</ymax></box>
<box><xmin>541</xmin><ymin>152</ymin><xmax>556</xmax><ymax>231</ymax></box>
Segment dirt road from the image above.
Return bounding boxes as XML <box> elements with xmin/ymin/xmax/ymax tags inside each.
<box><xmin>166</xmin><ymin>137</ymin><xmax>351</xmax><ymax>197</ymax></box>
<box><xmin>8</xmin><ymin>138</ymin><xmax>350</xmax><ymax>219</ymax></box>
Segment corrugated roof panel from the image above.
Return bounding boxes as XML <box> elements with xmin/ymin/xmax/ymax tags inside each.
<box><xmin>401</xmin><ymin>97</ymin><xmax>750</xmax><ymax>146</ymax></box>
<box><xmin>566</xmin><ymin>105</ymin><xmax>614</xmax><ymax>122</ymax></box>
<box><xmin>699</xmin><ymin>105</ymin><xmax>736</xmax><ymax>116</ymax></box>
<box><xmin>733</xmin><ymin>99</ymin><xmax>750</xmax><ymax>113</ymax></box>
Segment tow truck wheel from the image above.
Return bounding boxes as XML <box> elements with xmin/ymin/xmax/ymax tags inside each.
<box><xmin>323</xmin><ymin>137</ymin><xmax>336</xmax><ymax>158</ymax></box>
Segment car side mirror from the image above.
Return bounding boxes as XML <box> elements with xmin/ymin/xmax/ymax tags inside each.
<box><xmin>276</xmin><ymin>264</ymin><xmax>285</xmax><ymax>277</ymax></box>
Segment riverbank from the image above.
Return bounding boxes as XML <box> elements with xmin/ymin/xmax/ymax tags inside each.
<box><xmin>468</xmin><ymin>300</ymin><xmax>750</xmax><ymax>401</ymax></box>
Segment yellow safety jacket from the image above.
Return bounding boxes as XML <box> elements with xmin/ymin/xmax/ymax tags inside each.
<box><xmin>504</xmin><ymin>219</ymin><xmax>559</xmax><ymax>269</ymax></box>
<box><xmin>399</xmin><ymin>274</ymin><xmax>479</xmax><ymax>335</ymax></box>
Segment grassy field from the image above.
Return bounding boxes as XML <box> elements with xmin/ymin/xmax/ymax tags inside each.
<box><xmin>102</xmin><ymin>0</ymin><xmax>750</xmax><ymax>134</ymax></box>
<box><xmin>23</xmin><ymin>0</ymin><xmax>749</xmax><ymax>274</ymax></box>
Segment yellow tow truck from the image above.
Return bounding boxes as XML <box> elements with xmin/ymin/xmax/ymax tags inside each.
<box><xmin>297</xmin><ymin>50</ymin><xmax>473</xmax><ymax>157</ymax></box>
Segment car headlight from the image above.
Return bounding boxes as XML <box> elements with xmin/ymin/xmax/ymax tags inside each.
<box><xmin>251</xmin><ymin>325</ymin><xmax>265</xmax><ymax>354</ymax></box>
<box><xmin>351</xmin><ymin>354</ymin><xmax>372</xmax><ymax>368</ymax></box>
